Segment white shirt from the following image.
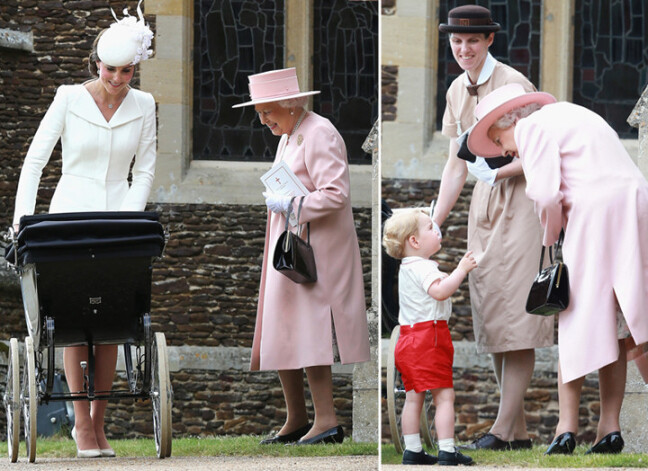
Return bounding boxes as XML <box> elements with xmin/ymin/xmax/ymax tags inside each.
<box><xmin>398</xmin><ymin>256</ymin><xmax>452</xmax><ymax>326</ymax></box>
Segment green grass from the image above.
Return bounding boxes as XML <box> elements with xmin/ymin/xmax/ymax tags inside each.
<box><xmin>0</xmin><ymin>435</ymin><xmax>378</xmax><ymax>459</ymax></box>
<box><xmin>381</xmin><ymin>443</ymin><xmax>648</xmax><ymax>467</ymax></box>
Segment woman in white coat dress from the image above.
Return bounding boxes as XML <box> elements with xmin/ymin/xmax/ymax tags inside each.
<box><xmin>468</xmin><ymin>83</ymin><xmax>648</xmax><ymax>455</ymax></box>
<box><xmin>232</xmin><ymin>68</ymin><xmax>370</xmax><ymax>445</ymax></box>
<box><xmin>12</xmin><ymin>6</ymin><xmax>156</xmax><ymax>458</ymax></box>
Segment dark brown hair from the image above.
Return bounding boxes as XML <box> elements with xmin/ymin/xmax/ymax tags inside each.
<box><xmin>87</xmin><ymin>29</ymin><xmax>106</xmax><ymax>77</ymax></box>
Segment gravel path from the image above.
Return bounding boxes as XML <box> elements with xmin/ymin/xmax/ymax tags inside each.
<box><xmin>383</xmin><ymin>467</ymin><xmax>647</xmax><ymax>470</ymax></box>
<box><xmin>5</xmin><ymin>455</ymin><xmax>378</xmax><ymax>470</ymax></box>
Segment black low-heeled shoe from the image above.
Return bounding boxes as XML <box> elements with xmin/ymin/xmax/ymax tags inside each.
<box><xmin>510</xmin><ymin>438</ymin><xmax>532</xmax><ymax>450</ymax></box>
<box><xmin>585</xmin><ymin>431</ymin><xmax>624</xmax><ymax>454</ymax></box>
<box><xmin>259</xmin><ymin>423</ymin><xmax>312</xmax><ymax>445</ymax></box>
<box><xmin>545</xmin><ymin>432</ymin><xmax>576</xmax><ymax>455</ymax></box>
<box><xmin>296</xmin><ymin>425</ymin><xmax>344</xmax><ymax>445</ymax></box>
<box><xmin>460</xmin><ymin>433</ymin><xmax>511</xmax><ymax>450</ymax></box>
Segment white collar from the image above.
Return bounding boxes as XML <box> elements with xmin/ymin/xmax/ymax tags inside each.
<box><xmin>402</xmin><ymin>256</ymin><xmax>437</xmax><ymax>266</ymax></box>
<box><xmin>463</xmin><ymin>52</ymin><xmax>496</xmax><ymax>87</ymax></box>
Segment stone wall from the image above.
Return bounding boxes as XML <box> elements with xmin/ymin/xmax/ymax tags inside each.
<box><xmin>382</xmin><ymin>178</ymin><xmax>602</xmax><ymax>447</ymax></box>
<box><xmin>381</xmin><ymin>66</ymin><xmax>398</xmax><ymax>123</ymax></box>
<box><xmin>0</xmin><ymin>1</ymin><xmax>372</xmax><ymax>440</ymax></box>
<box><xmin>382</xmin><ymin>179</ymin><xmax>474</xmax><ymax>338</ymax></box>
<box><xmin>0</xmin><ymin>203</ymin><xmax>371</xmax><ymax>440</ymax></box>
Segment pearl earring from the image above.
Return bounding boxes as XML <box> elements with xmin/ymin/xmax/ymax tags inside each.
<box><xmin>290</xmin><ymin>110</ymin><xmax>294</xmax><ymax>116</ymax></box>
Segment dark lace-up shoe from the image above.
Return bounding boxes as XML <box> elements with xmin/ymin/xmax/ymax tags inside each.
<box><xmin>585</xmin><ymin>431</ymin><xmax>624</xmax><ymax>454</ymax></box>
<box><xmin>438</xmin><ymin>450</ymin><xmax>474</xmax><ymax>466</ymax></box>
<box><xmin>402</xmin><ymin>449</ymin><xmax>438</xmax><ymax>465</ymax></box>
<box><xmin>461</xmin><ymin>433</ymin><xmax>512</xmax><ymax>450</ymax></box>
<box><xmin>545</xmin><ymin>432</ymin><xmax>576</xmax><ymax>455</ymax></box>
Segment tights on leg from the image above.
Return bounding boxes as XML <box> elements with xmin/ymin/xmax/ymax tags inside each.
<box><xmin>63</xmin><ymin>345</ymin><xmax>117</xmax><ymax>451</ymax></box>
<box><xmin>277</xmin><ymin>369</ymin><xmax>309</xmax><ymax>436</ymax></box>
<box><xmin>490</xmin><ymin>350</ymin><xmax>535</xmax><ymax>441</ymax></box>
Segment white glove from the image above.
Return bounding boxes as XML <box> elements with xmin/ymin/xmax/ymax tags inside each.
<box><xmin>466</xmin><ymin>157</ymin><xmax>498</xmax><ymax>186</ymax></box>
<box><xmin>263</xmin><ymin>192</ymin><xmax>293</xmax><ymax>214</ymax></box>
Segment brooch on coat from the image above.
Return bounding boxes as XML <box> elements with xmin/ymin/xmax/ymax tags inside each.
<box><xmin>297</xmin><ymin>134</ymin><xmax>303</xmax><ymax>146</ymax></box>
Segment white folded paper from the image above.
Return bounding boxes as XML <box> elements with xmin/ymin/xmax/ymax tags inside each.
<box><xmin>260</xmin><ymin>161</ymin><xmax>309</xmax><ymax>226</ymax></box>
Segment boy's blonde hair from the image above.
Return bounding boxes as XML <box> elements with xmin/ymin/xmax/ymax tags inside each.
<box><xmin>382</xmin><ymin>208</ymin><xmax>428</xmax><ymax>259</ymax></box>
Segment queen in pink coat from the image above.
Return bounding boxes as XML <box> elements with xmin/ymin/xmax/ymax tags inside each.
<box><xmin>468</xmin><ymin>83</ymin><xmax>648</xmax><ymax>456</ymax></box>
<box><xmin>232</xmin><ymin>68</ymin><xmax>370</xmax><ymax>445</ymax></box>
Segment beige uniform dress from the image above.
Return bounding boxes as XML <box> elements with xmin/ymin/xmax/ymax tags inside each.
<box><xmin>442</xmin><ymin>56</ymin><xmax>554</xmax><ymax>353</ymax></box>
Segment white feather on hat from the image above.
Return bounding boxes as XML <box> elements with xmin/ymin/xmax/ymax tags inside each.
<box><xmin>97</xmin><ymin>0</ymin><xmax>154</xmax><ymax>67</ymax></box>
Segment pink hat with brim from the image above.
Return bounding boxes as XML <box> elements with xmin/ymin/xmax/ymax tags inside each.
<box><xmin>467</xmin><ymin>83</ymin><xmax>557</xmax><ymax>158</ymax></box>
<box><xmin>232</xmin><ymin>67</ymin><xmax>320</xmax><ymax>108</ymax></box>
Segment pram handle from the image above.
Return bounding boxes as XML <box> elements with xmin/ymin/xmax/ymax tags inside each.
<box><xmin>3</xmin><ymin>226</ymin><xmax>18</xmax><ymax>267</ymax></box>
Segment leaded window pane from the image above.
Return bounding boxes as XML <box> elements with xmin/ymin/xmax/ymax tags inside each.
<box><xmin>193</xmin><ymin>0</ymin><xmax>285</xmax><ymax>161</ymax></box>
<box><xmin>313</xmin><ymin>0</ymin><xmax>379</xmax><ymax>164</ymax></box>
<box><xmin>573</xmin><ymin>0</ymin><xmax>648</xmax><ymax>138</ymax></box>
<box><xmin>436</xmin><ymin>0</ymin><xmax>541</xmax><ymax>130</ymax></box>
<box><xmin>193</xmin><ymin>1</ymin><xmax>376</xmax><ymax>164</ymax></box>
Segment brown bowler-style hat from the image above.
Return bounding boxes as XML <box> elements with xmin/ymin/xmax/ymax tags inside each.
<box><xmin>439</xmin><ymin>5</ymin><xmax>501</xmax><ymax>34</ymax></box>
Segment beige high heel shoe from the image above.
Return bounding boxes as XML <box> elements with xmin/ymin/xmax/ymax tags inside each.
<box><xmin>71</xmin><ymin>427</ymin><xmax>101</xmax><ymax>458</ymax></box>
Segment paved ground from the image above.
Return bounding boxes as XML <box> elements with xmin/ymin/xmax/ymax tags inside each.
<box><xmin>4</xmin><ymin>455</ymin><xmax>378</xmax><ymax>470</ymax></box>
<box><xmin>383</xmin><ymin>467</ymin><xmax>646</xmax><ymax>470</ymax></box>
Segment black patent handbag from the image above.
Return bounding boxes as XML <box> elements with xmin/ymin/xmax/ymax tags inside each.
<box><xmin>526</xmin><ymin>231</ymin><xmax>569</xmax><ymax>316</ymax></box>
<box><xmin>272</xmin><ymin>196</ymin><xmax>317</xmax><ymax>284</ymax></box>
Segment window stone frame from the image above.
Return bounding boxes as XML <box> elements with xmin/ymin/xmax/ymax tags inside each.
<box><xmin>141</xmin><ymin>0</ymin><xmax>371</xmax><ymax>206</ymax></box>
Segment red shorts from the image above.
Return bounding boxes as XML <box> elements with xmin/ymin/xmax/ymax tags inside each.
<box><xmin>394</xmin><ymin>320</ymin><xmax>454</xmax><ymax>393</ymax></box>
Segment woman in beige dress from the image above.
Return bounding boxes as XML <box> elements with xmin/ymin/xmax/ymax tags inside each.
<box><xmin>432</xmin><ymin>5</ymin><xmax>553</xmax><ymax>450</ymax></box>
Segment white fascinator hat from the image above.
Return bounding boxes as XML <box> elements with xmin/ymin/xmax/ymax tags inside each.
<box><xmin>97</xmin><ymin>0</ymin><xmax>154</xmax><ymax>67</ymax></box>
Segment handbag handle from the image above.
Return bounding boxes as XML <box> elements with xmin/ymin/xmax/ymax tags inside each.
<box><xmin>283</xmin><ymin>196</ymin><xmax>310</xmax><ymax>244</ymax></box>
<box><xmin>538</xmin><ymin>229</ymin><xmax>565</xmax><ymax>273</ymax></box>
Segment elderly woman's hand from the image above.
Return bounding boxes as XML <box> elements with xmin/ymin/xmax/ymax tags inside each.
<box><xmin>263</xmin><ymin>191</ymin><xmax>293</xmax><ymax>214</ymax></box>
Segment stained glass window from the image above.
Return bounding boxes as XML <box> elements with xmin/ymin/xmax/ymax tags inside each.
<box><xmin>193</xmin><ymin>1</ymin><xmax>377</xmax><ymax>164</ymax></box>
<box><xmin>313</xmin><ymin>0</ymin><xmax>379</xmax><ymax>164</ymax></box>
<box><xmin>436</xmin><ymin>0</ymin><xmax>541</xmax><ymax>130</ymax></box>
<box><xmin>193</xmin><ymin>0</ymin><xmax>285</xmax><ymax>161</ymax></box>
<box><xmin>573</xmin><ymin>0</ymin><xmax>648</xmax><ymax>138</ymax></box>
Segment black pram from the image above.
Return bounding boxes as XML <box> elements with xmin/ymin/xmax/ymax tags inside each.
<box><xmin>3</xmin><ymin>212</ymin><xmax>172</xmax><ymax>462</ymax></box>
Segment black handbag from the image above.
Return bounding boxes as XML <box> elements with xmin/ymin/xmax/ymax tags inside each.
<box><xmin>526</xmin><ymin>231</ymin><xmax>569</xmax><ymax>316</ymax></box>
<box><xmin>272</xmin><ymin>196</ymin><xmax>317</xmax><ymax>284</ymax></box>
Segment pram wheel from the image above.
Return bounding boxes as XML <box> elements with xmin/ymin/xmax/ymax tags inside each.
<box><xmin>386</xmin><ymin>326</ymin><xmax>436</xmax><ymax>454</ymax></box>
<box><xmin>152</xmin><ymin>332</ymin><xmax>172</xmax><ymax>459</ymax></box>
<box><xmin>23</xmin><ymin>336</ymin><xmax>37</xmax><ymax>462</ymax></box>
<box><xmin>5</xmin><ymin>338</ymin><xmax>20</xmax><ymax>462</ymax></box>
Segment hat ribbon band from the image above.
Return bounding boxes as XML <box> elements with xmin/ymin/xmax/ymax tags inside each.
<box><xmin>248</xmin><ymin>76</ymin><xmax>301</xmax><ymax>101</ymax></box>
<box><xmin>448</xmin><ymin>17</ymin><xmax>494</xmax><ymax>26</ymax></box>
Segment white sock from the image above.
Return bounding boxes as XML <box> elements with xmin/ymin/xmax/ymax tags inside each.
<box><xmin>438</xmin><ymin>438</ymin><xmax>456</xmax><ymax>453</ymax></box>
<box><xmin>403</xmin><ymin>433</ymin><xmax>423</xmax><ymax>453</ymax></box>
